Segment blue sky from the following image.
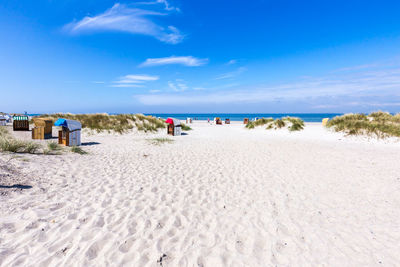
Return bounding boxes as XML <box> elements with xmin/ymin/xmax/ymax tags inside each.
<box><xmin>1</xmin><ymin>0</ymin><xmax>400</xmax><ymax>113</ymax></box>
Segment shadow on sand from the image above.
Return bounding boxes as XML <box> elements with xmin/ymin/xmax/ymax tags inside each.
<box><xmin>81</xmin><ymin>142</ymin><xmax>101</xmax><ymax>146</ymax></box>
<box><xmin>0</xmin><ymin>184</ymin><xmax>32</xmax><ymax>190</ymax></box>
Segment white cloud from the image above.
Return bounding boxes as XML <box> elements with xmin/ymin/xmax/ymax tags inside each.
<box><xmin>136</xmin><ymin>0</ymin><xmax>180</xmax><ymax>11</ymax></box>
<box><xmin>227</xmin><ymin>59</ymin><xmax>237</xmax><ymax>65</ymax></box>
<box><xmin>112</xmin><ymin>84</ymin><xmax>144</xmax><ymax>88</ymax></box>
<box><xmin>333</xmin><ymin>64</ymin><xmax>379</xmax><ymax>73</ymax></box>
<box><xmin>112</xmin><ymin>74</ymin><xmax>159</xmax><ymax>87</ymax></box>
<box><xmin>64</xmin><ymin>3</ymin><xmax>183</xmax><ymax>44</ymax></box>
<box><xmin>135</xmin><ymin>65</ymin><xmax>400</xmax><ymax>107</ymax></box>
<box><xmin>121</xmin><ymin>74</ymin><xmax>159</xmax><ymax>82</ymax></box>
<box><xmin>168</xmin><ymin>80</ymin><xmax>188</xmax><ymax>92</ymax></box>
<box><xmin>215</xmin><ymin>67</ymin><xmax>246</xmax><ymax>80</ymax></box>
<box><xmin>140</xmin><ymin>56</ymin><xmax>208</xmax><ymax>67</ymax></box>
<box><xmin>156</xmin><ymin>0</ymin><xmax>180</xmax><ymax>11</ymax></box>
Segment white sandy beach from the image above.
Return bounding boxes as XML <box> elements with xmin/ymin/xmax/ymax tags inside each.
<box><xmin>1</xmin><ymin>122</ymin><xmax>400</xmax><ymax>266</ymax></box>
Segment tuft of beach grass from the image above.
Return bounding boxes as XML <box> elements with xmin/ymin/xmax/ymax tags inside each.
<box><xmin>283</xmin><ymin>117</ymin><xmax>304</xmax><ymax>131</ymax></box>
<box><xmin>181</xmin><ymin>123</ymin><xmax>192</xmax><ymax>131</ymax></box>
<box><xmin>273</xmin><ymin>119</ymin><xmax>286</xmax><ymax>129</ymax></box>
<box><xmin>245</xmin><ymin>121</ymin><xmax>255</xmax><ymax>129</ymax></box>
<box><xmin>326</xmin><ymin>111</ymin><xmax>400</xmax><ymax>138</ymax></box>
<box><xmin>245</xmin><ymin>117</ymin><xmax>304</xmax><ymax>132</ymax></box>
<box><xmin>147</xmin><ymin>138</ymin><xmax>174</xmax><ymax>145</ymax></box>
<box><xmin>0</xmin><ymin>126</ymin><xmax>10</xmax><ymax>138</ymax></box>
<box><xmin>70</xmin><ymin>146</ymin><xmax>88</xmax><ymax>155</ymax></box>
<box><xmin>43</xmin><ymin>141</ymin><xmax>63</xmax><ymax>155</ymax></box>
<box><xmin>0</xmin><ymin>138</ymin><xmax>42</xmax><ymax>154</ymax></box>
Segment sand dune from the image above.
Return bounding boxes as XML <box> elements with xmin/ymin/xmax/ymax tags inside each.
<box><xmin>1</xmin><ymin>122</ymin><xmax>400</xmax><ymax>266</ymax></box>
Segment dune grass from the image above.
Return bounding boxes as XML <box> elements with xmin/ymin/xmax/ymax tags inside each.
<box><xmin>0</xmin><ymin>126</ymin><xmax>90</xmax><ymax>155</ymax></box>
<box><xmin>0</xmin><ymin>127</ymin><xmax>42</xmax><ymax>154</ymax></box>
<box><xmin>245</xmin><ymin>118</ymin><xmax>274</xmax><ymax>129</ymax></box>
<box><xmin>273</xmin><ymin>119</ymin><xmax>286</xmax><ymax>129</ymax></box>
<box><xmin>0</xmin><ymin>127</ymin><xmax>64</xmax><ymax>155</ymax></box>
<box><xmin>43</xmin><ymin>141</ymin><xmax>63</xmax><ymax>155</ymax></box>
<box><xmin>326</xmin><ymin>112</ymin><xmax>400</xmax><ymax>138</ymax></box>
<box><xmin>245</xmin><ymin>121</ymin><xmax>255</xmax><ymax>129</ymax></box>
<box><xmin>0</xmin><ymin>126</ymin><xmax>10</xmax><ymax>138</ymax></box>
<box><xmin>47</xmin><ymin>141</ymin><xmax>61</xmax><ymax>151</ymax></box>
<box><xmin>283</xmin><ymin>117</ymin><xmax>305</xmax><ymax>131</ymax></box>
<box><xmin>36</xmin><ymin>113</ymin><xmax>166</xmax><ymax>134</ymax></box>
<box><xmin>246</xmin><ymin>117</ymin><xmax>304</xmax><ymax>132</ymax></box>
<box><xmin>70</xmin><ymin>146</ymin><xmax>88</xmax><ymax>155</ymax></box>
<box><xmin>147</xmin><ymin>138</ymin><xmax>174</xmax><ymax>145</ymax></box>
<box><xmin>0</xmin><ymin>137</ymin><xmax>42</xmax><ymax>154</ymax></box>
<box><xmin>181</xmin><ymin>123</ymin><xmax>192</xmax><ymax>131</ymax></box>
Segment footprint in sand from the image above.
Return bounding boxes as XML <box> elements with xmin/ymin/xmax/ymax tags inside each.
<box><xmin>119</xmin><ymin>237</ymin><xmax>137</xmax><ymax>253</ymax></box>
<box><xmin>86</xmin><ymin>240</ymin><xmax>105</xmax><ymax>261</ymax></box>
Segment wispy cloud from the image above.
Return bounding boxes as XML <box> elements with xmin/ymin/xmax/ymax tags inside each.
<box><xmin>140</xmin><ymin>56</ymin><xmax>208</xmax><ymax>67</ymax></box>
<box><xmin>136</xmin><ymin>0</ymin><xmax>180</xmax><ymax>11</ymax></box>
<box><xmin>168</xmin><ymin>79</ymin><xmax>188</xmax><ymax>92</ymax></box>
<box><xmin>135</xmin><ymin>64</ymin><xmax>400</xmax><ymax>110</ymax></box>
<box><xmin>227</xmin><ymin>59</ymin><xmax>237</xmax><ymax>65</ymax></box>
<box><xmin>112</xmin><ymin>74</ymin><xmax>159</xmax><ymax>87</ymax></box>
<box><xmin>158</xmin><ymin>0</ymin><xmax>179</xmax><ymax>11</ymax></box>
<box><xmin>113</xmin><ymin>84</ymin><xmax>144</xmax><ymax>88</ymax></box>
<box><xmin>215</xmin><ymin>67</ymin><xmax>246</xmax><ymax>80</ymax></box>
<box><xmin>64</xmin><ymin>3</ymin><xmax>183</xmax><ymax>44</ymax></box>
<box><xmin>332</xmin><ymin>64</ymin><xmax>379</xmax><ymax>73</ymax></box>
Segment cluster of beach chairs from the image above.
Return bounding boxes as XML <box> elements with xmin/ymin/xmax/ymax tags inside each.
<box><xmin>0</xmin><ymin>114</ymin><xmax>83</xmax><ymax>146</ymax></box>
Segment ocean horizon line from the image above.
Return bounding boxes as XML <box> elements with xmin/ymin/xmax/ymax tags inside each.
<box><xmin>146</xmin><ymin>113</ymin><xmax>344</xmax><ymax>122</ymax></box>
<box><xmin>25</xmin><ymin>112</ymin><xmax>343</xmax><ymax>122</ymax></box>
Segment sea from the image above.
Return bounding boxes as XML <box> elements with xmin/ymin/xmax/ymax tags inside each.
<box><xmin>145</xmin><ymin>113</ymin><xmax>342</xmax><ymax>122</ymax></box>
<box><xmin>26</xmin><ymin>113</ymin><xmax>342</xmax><ymax>122</ymax></box>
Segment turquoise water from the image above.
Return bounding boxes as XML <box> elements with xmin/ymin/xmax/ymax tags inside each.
<box><xmin>146</xmin><ymin>113</ymin><xmax>342</xmax><ymax>122</ymax></box>
<box><xmin>28</xmin><ymin>113</ymin><xmax>342</xmax><ymax>122</ymax></box>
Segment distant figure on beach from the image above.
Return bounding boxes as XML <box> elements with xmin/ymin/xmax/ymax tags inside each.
<box><xmin>208</xmin><ymin>118</ymin><xmax>210</xmax><ymax>123</ymax></box>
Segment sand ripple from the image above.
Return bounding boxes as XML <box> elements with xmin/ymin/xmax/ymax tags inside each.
<box><xmin>1</xmin><ymin>123</ymin><xmax>400</xmax><ymax>266</ymax></box>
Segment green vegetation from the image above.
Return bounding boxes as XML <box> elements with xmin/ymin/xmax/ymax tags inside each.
<box><xmin>0</xmin><ymin>126</ymin><xmax>90</xmax><ymax>155</ymax></box>
<box><xmin>0</xmin><ymin>126</ymin><xmax>10</xmax><ymax>137</ymax></box>
<box><xmin>134</xmin><ymin>114</ymin><xmax>166</xmax><ymax>133</ymax></box>
<box><xmin>43</xmin><ymin>141</ymin><xmax>63</xmax><ymax>155</ymax></box>
<box><xmin>24</xmin><ymin>142</ymin><xmax>42</xmax><ymax>154</ymax></box>
<box><xmin>47</xmin><ymin>141</ymin><xmax>60</xmax><ymax>151</ymax></box>
<box><xmin>245</xmin><ymin>121</ymin><xmax>255</xmax><ymax>129</ymax></box>
<box><xmin>245</xmin><ymin>118</ymin><xmax>274</xmax><ymax>129</ymax></box>
<box><xmin>273</xmin><ymin>119</ymin><xmax>286</xmax><ymax>129</ymax></box>
<box><xmin>36</xmin><ymin>113</ymin><xmax>166</xmax><ymax>134</ymax></box>
<box><xmin>326</xmin><ymin>112</ymin><xmax>400</xmax><ymax>138</ymax></box>
<box><xmin>70</xmin><ymin>146</ymin><xmax>88</xmax><ymax>154</ymax></box>
<box><xmin>0</xmin><ymin>137</ymin><xmax>41</xmax><ymax>154</ymax></box>
<box><xmin>0</xmin><ymin>127</ymin><xmax>41</xmax><ymax>154</ymax></box>
<box><xmin>283</xmin><ymin>117</ymin><xmax>305</xmax><ymax>131</ymax></box>
<box><xmin>181</xmin><ymin>123</ymin><xmax>192</xmax><ymax>131</ymax></box>
<box><xmin>246</xmin><ymin>117</ymin><xmax>304</xmax><ymax>132</ymax></box>
<box><xmin>147</xmin><ymin>138</ymin><xmax>174</xmax><ymax>145</ymax></box>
